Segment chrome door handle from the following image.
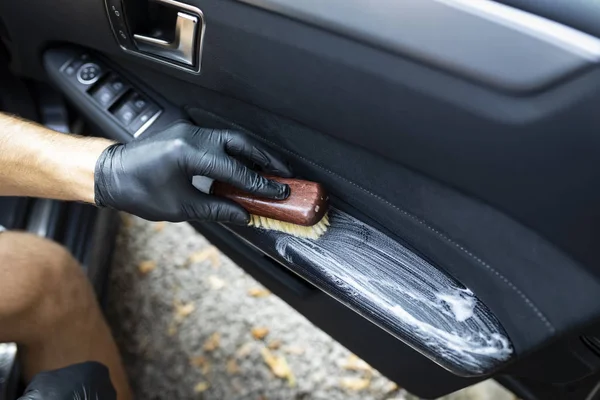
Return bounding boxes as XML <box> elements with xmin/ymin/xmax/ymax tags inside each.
<box><xmin>134</xmin><ymin>11</ymin><xmax>198</xmax><ymax>66</ymax></box>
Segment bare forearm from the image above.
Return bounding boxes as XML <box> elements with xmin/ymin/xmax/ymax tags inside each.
<box><xmin>0</xmin><ymin>113</ymin><xmax>114</xmax><ymax>203</ymax></box>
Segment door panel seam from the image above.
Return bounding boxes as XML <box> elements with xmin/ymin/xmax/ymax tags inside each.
<box><xmin>213</xmin><ymin>117</ymin><xmax>556</xmax><ymax>334</ymax></box>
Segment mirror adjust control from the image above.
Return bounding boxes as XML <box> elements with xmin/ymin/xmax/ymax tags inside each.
<box><xmin>114</xmin><ymin>102</ymin><xmax>139</xmax><ymax>126</ymax></box>
<box><xmin>77</xmin><ymin>63</ymin><xmax>103</xmax><ymax>85</ymax></box>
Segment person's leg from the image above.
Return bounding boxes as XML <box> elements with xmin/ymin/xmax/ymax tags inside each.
<box><xmin>0</xmin><ymin>231</ymin><xmax>131</xmax><ymax>400</ymax></box>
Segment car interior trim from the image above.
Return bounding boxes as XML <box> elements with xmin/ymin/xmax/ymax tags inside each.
<box><xmin>235</xmin><ymin>0</ymin><xmax>600</xmax><ymax>91</ymax></box>
<box><xmin>133</xmin><ymin>11</ymin><xmax>198</xmax><ymax>66</ymax></box>
<box><xmin>436</xmin><ymin>0</ymin><xmax>600</xmax><ymax>60</ymax></box>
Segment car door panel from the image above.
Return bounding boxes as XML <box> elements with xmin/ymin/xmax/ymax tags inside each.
<box><xmin>106</xmin><ymin>0</ymin><xmax>600</xmax><ymax>273</ymax></box>
<box><xmin>6</xmin><ymin>0</ymin><xmax>600</xmax><ymax>271</ymax></box>
<box><xmin>4</xmin><ymin>0</ymin><xmax>600</xmax><ymax>397</ymax></box>
<box><xmin>183</xmin><ymin>88</ymin><xmax>600</xmax><ymax>353</ymax></box>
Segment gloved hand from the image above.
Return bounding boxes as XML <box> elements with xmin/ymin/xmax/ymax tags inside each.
<box><xmin>17</xmin><ymin>362</ymin><xmax>116</xmax><ymax>400</ymax></box>
<box><xmin>94</xmin><ymin>122</ymin><xmax>292</xmax><ymax>224</ymax></box>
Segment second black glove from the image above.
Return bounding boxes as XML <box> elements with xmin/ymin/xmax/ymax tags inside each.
<box><xmin>18</xmin><ymin>362</ymin><xmax>116</xmax><ymax>400</ymax></box>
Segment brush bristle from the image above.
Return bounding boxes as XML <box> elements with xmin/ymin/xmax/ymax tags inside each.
<box><xmin>248</xmin><ymin>213</ymin><xmax>330</xmax><ymax>239</ymax></box>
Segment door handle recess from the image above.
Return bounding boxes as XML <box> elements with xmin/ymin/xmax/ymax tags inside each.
<box><xmin>134</xmin><ymin>11</ymin><xmax>198</xmax><ymax>66</ymax></box>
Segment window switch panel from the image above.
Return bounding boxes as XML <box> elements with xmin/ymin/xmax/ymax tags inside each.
<box><xmin>53</xmin><ymin>50</ymin><xmax>165</xmax><ymax>138</ymax></box>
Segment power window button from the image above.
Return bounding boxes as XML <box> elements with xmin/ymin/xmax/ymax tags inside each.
<box><xmin>106</xmin><ymin>76</ymin><xmax>129</xmax><ymax>97</ymax></box>
<box><xmin>92</xmin><ymin>76</ymin><xmax>128</xmax><ymax>107</ymax></box>
<box><xmin>131</xmin><ymin>95</ymin><xmax>148</xmax><ymax>112</ymax></box>
<box><xmin>93</xmin><ymin>86</ymin><xmax>117</xmax><ymax>107</ymax></box>
<box><xmin>114</xmin><ymin>103</ymin><xmax>139</xmax><ymax>126</ymax></box>
<box><xmin>110</xmin><ymin>78</ymin><xmax>126</xmax><ymax>93</ymax></box>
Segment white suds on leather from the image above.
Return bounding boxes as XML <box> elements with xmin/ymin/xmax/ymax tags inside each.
<box><xmin>272</xmin><ymin>209</ymin><xmax>513</xmax><ymax>375</ymax></box>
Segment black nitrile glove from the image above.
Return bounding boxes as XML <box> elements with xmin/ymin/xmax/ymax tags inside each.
<box><xmin>95</xmin><ymin>122</ymin><xmax>292</xmax><ymax>224</ymax></box>
<box><xmin>18</xmin><ymin>362</ymin><xmax>116</xmax><ymax>400</ymax></box>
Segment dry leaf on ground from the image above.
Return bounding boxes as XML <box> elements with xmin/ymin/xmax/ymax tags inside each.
<box><xmin>208</xmin><ymin>275</ymin><xmax>226</xmax><ymax>290</ymax></box>
<box><xmin>248</xmin><ymin>288</ymin><xmax>271</xmax><ymax>298</ymax></box>
<box><xmin>251</xmin><ymin>327</ymin><xmax>270</xmax><ymax>340</ymax></box>
<box><xmin>174</xmin><ymin>300</ymin><xmax>195</xmax><ymax>320</ymax></box>
<box><xmin>168</xmin><ymin>300</ymin><xmax>195</xmax><ymax>336</ymax></box>
<box><xmin>260</xmin><ymin>348</ymin><xmax>295</xmax><ymax>387</ymax></box>
<box><xmin>137</xmin><ymin>260</ymin><xmax>156</xmax><ymax>275</ymax></box>
<box><xmin>283</xmin><ymin>346</ymin><xmax>305</xmax><ymax>355</ymax></box>
<box><xmin>340</xmin><ymin>377</ymin><xmax>371</xmax><ymax>391</ymax></box>
<box><xmin>226</xmin><ymin>358</ymin><xmax>240</xmax><ymax>375</ymax></box>
<box><xmin>187</xmin><ymin>247</ymin><xmax>220</xmax><ymax>268</ymax></box>
<box><xmin>236</xmin><ymin>342</ymin><xmax>253</xmax><ymax>358</ymax></box>
<box><xmin>267</xmin><ymin>340</ymin><xmax>282</xmax><ymax>350</ymax></box>
<box><xmin>203</xmin><ymin>332</ymin><xmax>221</xmax><ymax>352</ymax></box>
<box><xmin>342</xmin><ymin>354</ymin><xmax>373</xmax><ymax>372</ymax></box>
<box><xmin>153</xmin><ymin>221</ymin><xmax>166</xmax><ymax>232</ymax></box>
<box><xmin>190</xmin><ymin>355</ymin><xmax>211</xmax><ymax>375</ymax></box>
<box><xmin>190</xmin><ymin>355</ymin><xmax>207</xmax><ymax>367</ymax></box>
<box><xmin>193</xmin><ymin>382</ymin><xmax>210</xmax><ymax>393</ymax></box>
<box><xmin>385</xmin><ymin>381</ymin><xmax>400</xmax><ymax>393</ymax></box>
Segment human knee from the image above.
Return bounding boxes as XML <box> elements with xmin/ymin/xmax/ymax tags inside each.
<box><xmin>0</xmin><ymin>232</ymin><xmax>86</xmax><ymax>327</ymax></box>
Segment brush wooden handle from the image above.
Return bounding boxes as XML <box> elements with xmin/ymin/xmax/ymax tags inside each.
<box><xmin>212</xmin><ymin>177</ymin><xmax>328</xmax><ymax>226</ymax></box>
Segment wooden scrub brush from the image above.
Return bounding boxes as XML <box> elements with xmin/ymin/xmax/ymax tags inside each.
<box><xmin>193</xmin><ymin>175</ymin><xmax>330</xmax><ymax>239</ymax></box>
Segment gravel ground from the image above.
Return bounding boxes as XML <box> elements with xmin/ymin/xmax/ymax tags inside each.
<box><xmin>106</xmin><ymin>215</ymin><xmax>516</xmax><ymax>400</ymax></box>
